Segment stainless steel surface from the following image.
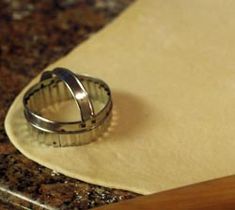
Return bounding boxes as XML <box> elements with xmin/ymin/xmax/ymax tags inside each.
<box><xmin>41</xmin><ymin>68</ymin><xmax>95</xmax><ymax>122</ymax></box>
<box><xmin>23</xmin><ymin>68</ymin><xmax>112</xmax><ymax>146</ymax></box>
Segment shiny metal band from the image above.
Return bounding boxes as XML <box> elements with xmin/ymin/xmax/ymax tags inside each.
<box><xmin>23</xmin><ymin>67</ymin><xmax>112</xmax><ymax>146</ymax></box>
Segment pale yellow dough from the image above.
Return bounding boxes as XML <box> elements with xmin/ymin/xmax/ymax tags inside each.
<box><xmin>5</xmin><ymin>0</ymin><xmax>235</xmax><ymax>194</ymax></box>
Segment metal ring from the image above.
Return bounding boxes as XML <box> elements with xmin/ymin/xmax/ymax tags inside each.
<box><xmin>23</xmin><ymin>67</ymin><xmax>112</xmax><ymax>146</ymax></box>
<box><xmin>40</xmin><ymin>68</ymin><xmax>95</xmax><ymax>122</ymax></box>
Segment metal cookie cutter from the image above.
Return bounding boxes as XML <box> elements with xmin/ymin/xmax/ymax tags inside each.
<box><xmin>23</xmin><ymin>67</ymin><xmax>112</xmax><ymax>147</ymax></box>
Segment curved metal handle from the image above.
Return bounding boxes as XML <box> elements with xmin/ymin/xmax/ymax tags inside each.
<box><xmin>41</xmin><ymin>67</ymin><xmax>95</xmax><ymax>122</ymax></box>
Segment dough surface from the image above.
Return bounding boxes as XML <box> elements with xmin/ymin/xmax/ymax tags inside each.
<box><xmin>5</xmin><ymin>0</ymin><xmax>235</xmax><ymax>194</ymax></box>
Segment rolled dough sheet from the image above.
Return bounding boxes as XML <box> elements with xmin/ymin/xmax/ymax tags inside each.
<box><xmin>5</xmin><ymin>0</ymin><xmax>235</xmax><ymax>194</ymax></box>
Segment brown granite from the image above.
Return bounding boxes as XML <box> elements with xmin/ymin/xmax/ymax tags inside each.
<box><xmin>0</xmin><ymin>0</ymin><xmax>139</xmax><ymax>209</ymax></box>
<box><xmin>0</xmin><ymin>200</ymin><xmax>22</xmax><ymax>210</ymax></box>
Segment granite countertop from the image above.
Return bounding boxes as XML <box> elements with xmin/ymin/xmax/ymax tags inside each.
<box><xmin>0</xmin><ymin>0</ymin><xmax>139</xmax><ymax>209</ymax></box>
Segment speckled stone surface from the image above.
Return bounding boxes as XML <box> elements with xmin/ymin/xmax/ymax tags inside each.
<box><xmin>0</xmin><ymin>0</ymin><xmax>139</xmax><ymax>209</ymax></box>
